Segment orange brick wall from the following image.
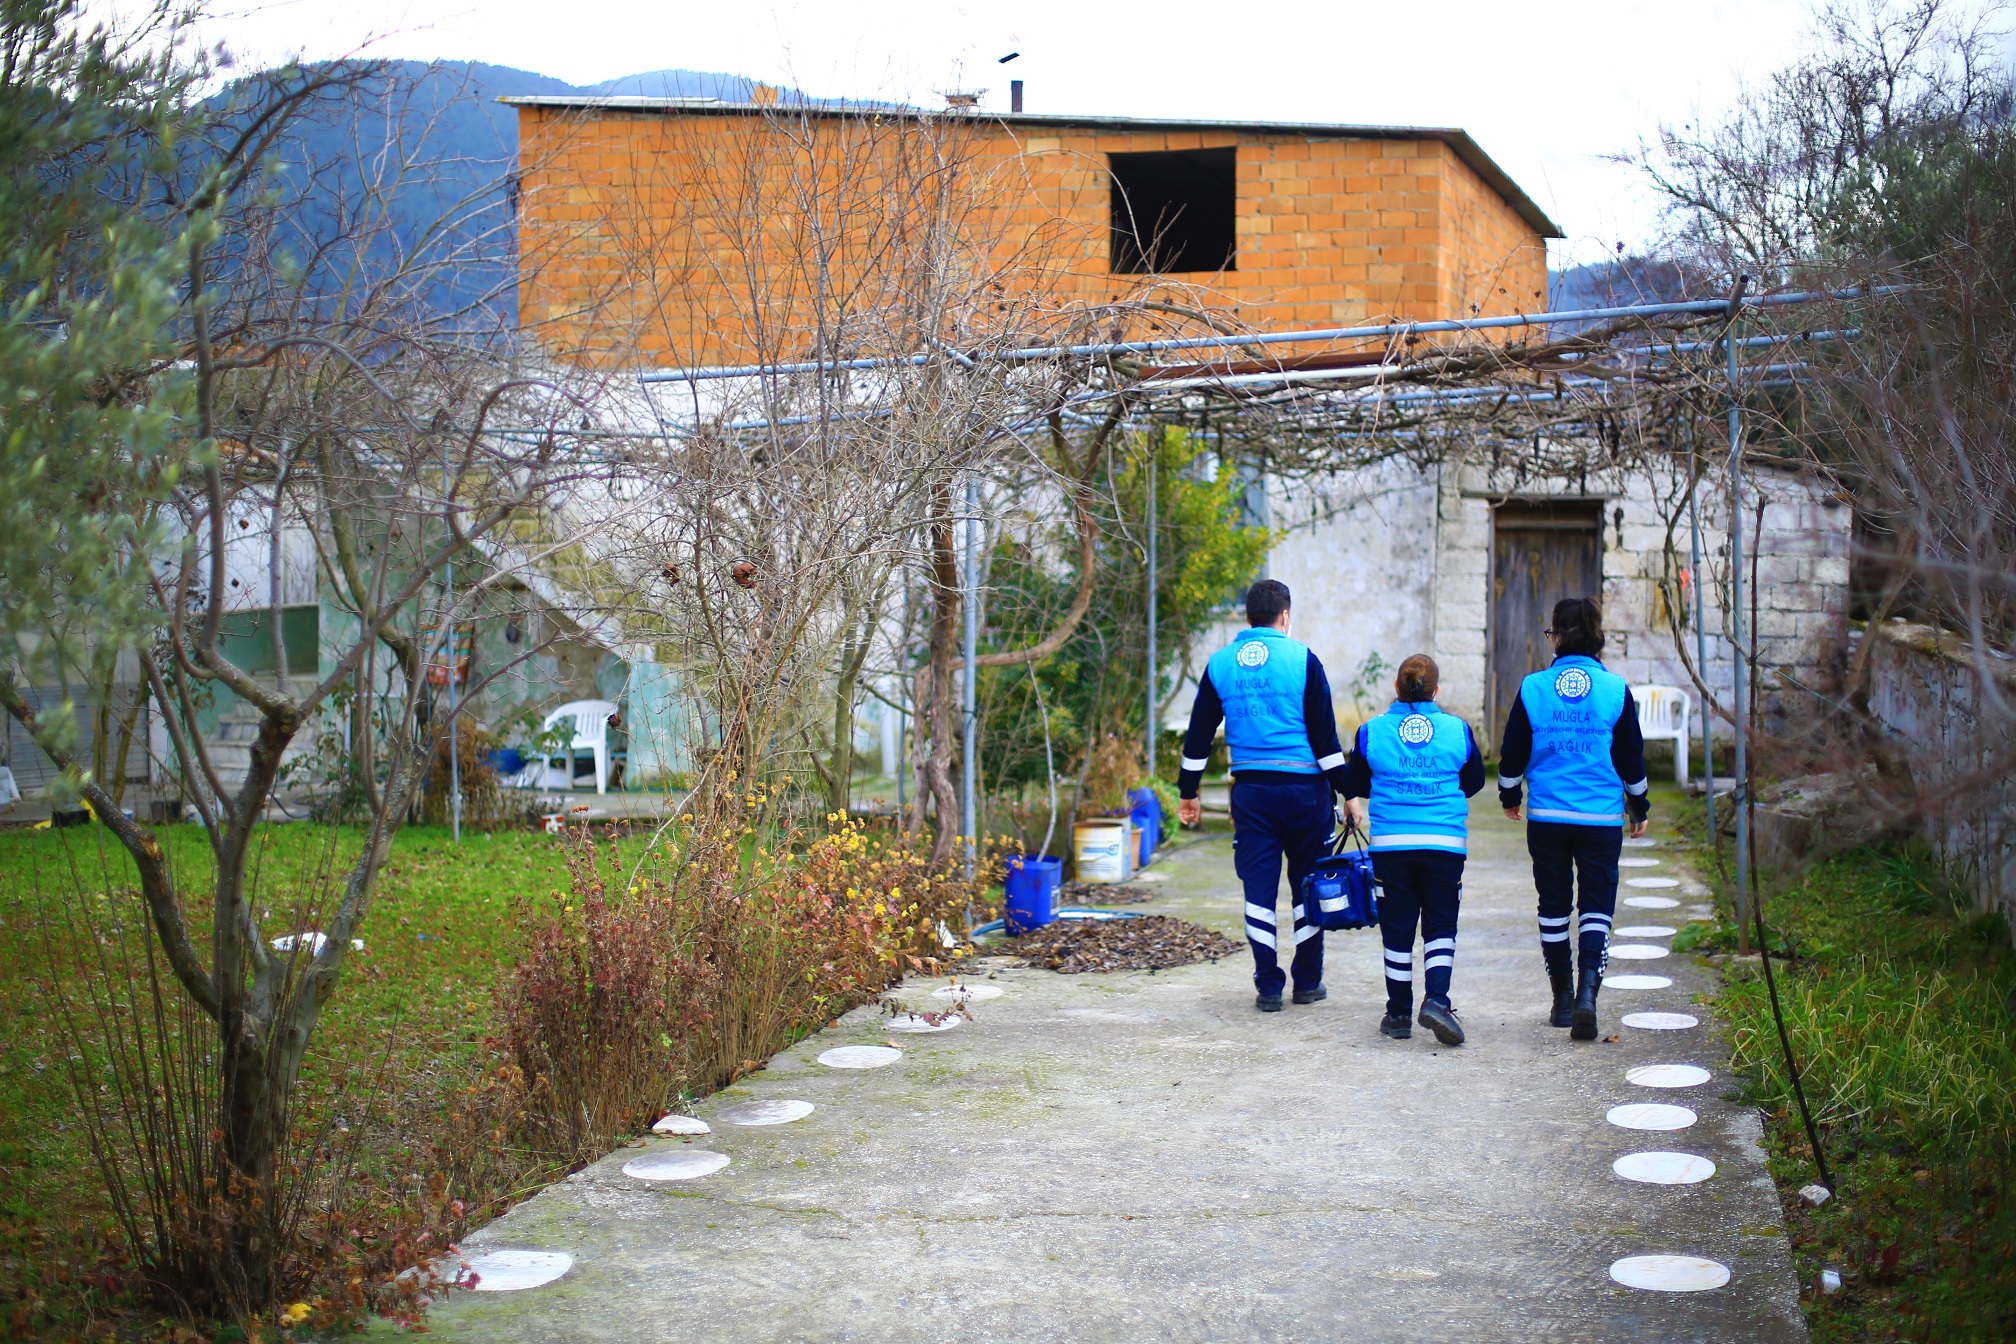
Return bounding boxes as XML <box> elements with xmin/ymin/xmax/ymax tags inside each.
<box><xmin>514</xmin><ymin>107</ymin><xmax>1549</xmax><ymax>369</ymax></box>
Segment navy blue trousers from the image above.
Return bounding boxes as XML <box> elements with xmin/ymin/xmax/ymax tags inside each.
<box><xmin>1229</xmin><ymin>775</ymin><xmax>1331</xmax><ymax>996</ymax></box>
<box><xmin>1527</xmin><ymin>820</ymin><xmax>1621</xmax><ymax>979</ymax></box>
<box><xmin>1371</xmin><ymin>849</ymin><xmax>1465</xmax><ymax>1015</ymax></box>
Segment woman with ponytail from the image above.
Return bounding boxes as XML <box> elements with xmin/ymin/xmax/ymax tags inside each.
<box><xmin>1340</xmin><ymin>654</ymin><xmax>1485</xmax><ymax>1045</ymax></box>
<box><xmin>1496</xmin><ymin>597</ymin><xmax>1651</xmax><ymax>1041</ymax></box>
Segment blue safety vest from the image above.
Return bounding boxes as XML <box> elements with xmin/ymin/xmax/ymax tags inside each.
<box><xmin>1518</xmin><ymin>654</ymin><xmax>1629</xmax><ymax>825</ymax></box>
<box><xmin>1359</xmin><ymin>701</ymin><xmax>1473</xmax><ymax>851</ymax></box>
<box><xmin>1205</xmin><ymin>626</ymin><xmax>1320</xmax><ymax>774</ymax></box>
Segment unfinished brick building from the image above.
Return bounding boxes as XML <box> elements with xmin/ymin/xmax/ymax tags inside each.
<box><xmin>504</xmin><ymin>99</ymin><xmax>1563</xmax><ymax>368</ymax></box>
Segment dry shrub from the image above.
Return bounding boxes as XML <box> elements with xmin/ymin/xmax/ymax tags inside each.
<box><xmin>29</xmin><ymin>851</ymin><xmax>510</xmax><ymax>1338</ymax></box>
<box><xmin>496</xmin><ymin>814</ymin><xmax>997</xmax><ymax>1158</ymax></box>
<box><xmin>1077</xmin><ymin>732</ymin><xmax>1143</xmax><ymax>816</ymax></box>
<box><xmin>421</xmin><ymin>718</ymin><xmax>504</xmax><ymax>830</ymax></box>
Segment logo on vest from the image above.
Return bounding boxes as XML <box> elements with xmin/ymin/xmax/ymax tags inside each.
<box><xmin>1398</xmin><ymin>713</ymin><xmax>1434</xmax><ymax>745</ymax></box>
<box><xmin>1236</xmin><ymin>641</ymin><xmax>1270</xmax><ymax>668</ymax></box>
<box><xmin>1554</xmin><ymin>667</ymin><xmax>1593</xmax><ymax>701</ymax></box>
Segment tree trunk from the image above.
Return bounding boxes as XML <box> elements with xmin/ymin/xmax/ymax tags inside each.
<box><xmin>922</xmin><ymin>488</ymin><xmax>963</xmax><ymax>867</ymax></box>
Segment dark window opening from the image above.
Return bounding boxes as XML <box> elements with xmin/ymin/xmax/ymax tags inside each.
<box><xmin>1109</xmin><ymin>147</ymin><xmax>1237</xmax><ymax>274</ymax></box>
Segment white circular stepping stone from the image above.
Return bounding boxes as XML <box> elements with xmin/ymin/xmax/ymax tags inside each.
<box><xmin>622</xmin><ymin>1148</ymin><xmax>729</xmax><ymax>1182</ymax></box>
<box><xmin>818</xmin><ymin>1045</ymin><xmax>902</xmax><ymax>1069</ymax></box>
<box><xmin>1622</xmin><ymin>1011</ymin><xmax>1698</xmax><ymax>1030</ymax></box>
<box><xmin>1607</xmin><ymin>1102</ymin><xmax>1697</xmax><ymax>1131</ymax></box>
<box><xmin>1620</xmin><ymin>857</ymin><xmax>1661</xmax><ymax>868</ymax></box>
<box><xmin>932</xmin><ymin>983</ymin><xmax>1003</xmax><ymax>1001</ymax></box>
<box><xmin>1614</xmin><ymin>1151</ymin><xmax>1717</xmax><ymax>1184</ymax></box>
<box><xmin>651</xmin><ymin>1113</ymin><xmax>710</xmax><ymax>1136</ymax></box>
<box><xmin>1629</xmin><ymin>1064</ymin><xmax>1712</xmax><ymax>1088</ymax></box>
<box><xmin>885</xmin><ymin>1013</ymin><xmax>961</xmax><ymax>1033</ymax></box>
<box><xmin>1622</xmin><ymin>837</ymin><xmax>1658</xmax><ymax>848</ymax></box>
<box><xmin>1625</xmin><ymin>896</ymin><xmax>1681</xmax><ymax>909</ymax></box>
<box><xmin>1606</xmin><ymin>974</ymin><xmax>1673</xmax><ymax>989</ymax></box>
<box><xmin>717</xmin><ymin>1099</ymin><xmax>814</xmax><ymax>1126</ymax></box>
<box><xmin>1616</xmin><ymin>925</ymin><xmax>1677</xmax><ymax>937</ymax></box>
<box><xmin>462</xmin><ymin>1249</ymin><xmax>573</xmax><ymax>1292</ymax></box>
<box><xmin>1610</xmin><ymin>944</ymin><xmax>1670</xmax><ymax>960</ymax></box>
<box><xmin>1627</xmin><ymin>877</ymin><xmax>1682</xmax><ymax>889</ymax></box>
<box><xmin>1609</xmin><ymin>1254</ymin><xmax>1730</xmax><ymax>1292</ymax></box>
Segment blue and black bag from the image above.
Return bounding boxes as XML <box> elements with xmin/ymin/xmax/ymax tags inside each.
<box><xmin>1300</xmin><ymin>818</ymin><xmax>1378</xmax><ymax>931</ymax></box>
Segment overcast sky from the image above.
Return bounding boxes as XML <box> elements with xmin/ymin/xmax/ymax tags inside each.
<box><xmin>163</xmin><ymin>0</ymin><xmax>1834</xmax><ymax>264</ymax></box>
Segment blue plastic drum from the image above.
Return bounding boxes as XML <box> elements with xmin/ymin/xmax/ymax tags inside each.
<box><xmin>1004</xmin><ymin>855</ymin><xmax>1063</xmax><ymax>934</ymax></box>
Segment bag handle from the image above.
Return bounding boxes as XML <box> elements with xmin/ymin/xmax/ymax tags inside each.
<box><xmin>1329</xmin><ymin>808</ymin><xmax>1368</xmax><ymax>856</ymax></box>
<box><xmin>1343</xmin><ymin>814</ymin><xmax>1368</xmax><ymax>854</ymax></box>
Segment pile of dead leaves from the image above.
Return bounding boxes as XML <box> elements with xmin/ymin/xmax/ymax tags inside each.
<box><xmin>1058</xmin><ymin>880</ymin><xmax>1158</xmax><ymax>905</ymax></box>
<box><xmin>1006</xmin><ymin>915</ymin><xmax>1237</xmax><ymax>973</ymax></box>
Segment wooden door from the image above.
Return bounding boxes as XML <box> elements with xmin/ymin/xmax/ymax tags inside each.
<box><xmin>1490</xmin><ymin>501</ymin><xmax>1602</xmax><ymax>745</ymax></box>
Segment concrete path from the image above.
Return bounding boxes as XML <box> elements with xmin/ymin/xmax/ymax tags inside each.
<box><xmin>423</xmin><ymin>799</ymin><xmax>1806</xmax><ymax>1343</ymax></box>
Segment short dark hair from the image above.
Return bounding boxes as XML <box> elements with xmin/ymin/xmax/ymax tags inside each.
<box><xmin>1550</xmin><ymin>596</ymin><xmax>1605</xmax><ymax>657</ymax></box>
<box><xmin>1246</xmin><ymin>578</ymin><xmax>1292</xmax><ymax>626</ymax></box>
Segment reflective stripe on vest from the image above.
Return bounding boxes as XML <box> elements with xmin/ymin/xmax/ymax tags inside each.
<box><xmin>1205</xmin><ymin>627</ymin><xmax>1319</xmax><ymax>774</ymax></box>
<box><xmin>1360</xmin><ymin>701</ymin><xmax>1472</xmax><ymax>852</ymax></box>
<box><xmin>1518</xmin><ymin>655</ymin><xmax>1628</xmax><ymax>826</ymax></box>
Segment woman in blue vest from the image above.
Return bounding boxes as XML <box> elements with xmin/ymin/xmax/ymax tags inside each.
<box><xmin>1341</xmin><ymin>654</ymin><xmax>1485</xmax><ymax>1046</ymax></box>
<box><xmin>1496</xmin><ymin>597</ymin><xmax>1651</xmax><ymax>1041</ymax></box>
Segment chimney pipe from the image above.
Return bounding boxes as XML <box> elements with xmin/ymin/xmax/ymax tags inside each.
<box><xmin>1011</xmin><ymin>79</ymin><xmax>1024</xmax><ymax>113</ymax></box>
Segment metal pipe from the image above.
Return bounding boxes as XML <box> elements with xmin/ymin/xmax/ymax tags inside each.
<box><xmin>1613</xmin><ymin>329</ymin><xmax>1856</xmax><ymax>359</ymax></box>
<box><xmin>1087</xmin><ymin>361</ymin><xmax>1816</xmax><ymax>404</ymax></box>
<box><xmin>1726</xmin><ymin>279</ymin><xmax>1752</xmax><ymax>952</ymax></box>
<box><xmin>1146</xmin><ymin>441</ymin><xmax>1158</xmax><ymax>778</ymax></box>
<box><xmin>640</xmin><ymin>286</ymin><xmax>1905</xmax><ymax>383</ymax></box>
<box><xmin>445</xmin><ymin>444</ymin><xmax>461</xmax><ymax>844</ymax></box>
<box><xmin>1687</xmin><ymin>420</ymin><xmax>1716</xmax><ymax>842</ymax></box>
<box><xmin>962</xmin><ymin>478</ymin><xmax>979</xmax><ymax>877</ymax></box>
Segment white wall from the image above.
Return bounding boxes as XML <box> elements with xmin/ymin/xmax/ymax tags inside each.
<box><xmin>1264</xmin><ymin>458</ymin><xmax>1443</xmax><ymax>736</ymax></box>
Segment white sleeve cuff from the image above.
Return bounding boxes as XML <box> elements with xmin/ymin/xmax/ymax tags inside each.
<box><xmin>1316</xmin><ymin>751</ymin><xmax>1346</xmax><ymax>771</ymax></box>
<box><xmin>1180</xmin><ymin>755</ymin><xmax>1210</xmax><ymax>773</ymax></box>
<box><xmin>1625</xmin><ymin>778</ymin><xmax>1650</xmax><ymax>795</ymax></box>
<box><xmin>1498</xmin><ymin>773</ymin><xmax>1523</xmax><ymax>788</ymax></box>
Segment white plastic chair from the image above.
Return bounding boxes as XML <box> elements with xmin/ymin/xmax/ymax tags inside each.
<box><xmin>1632</xmin><ymin>684</ymin><xmax>1691</xmax><ymax>785</ymax></box>
<box><xmin>0</xmin><ymin>766</ymin><xmax>18</xmax><ymax>813</ymax></box>
<box><xmin>539</xmin><ymin>699</ymin><xmax>618</xmax><ymax>794</ymax></box>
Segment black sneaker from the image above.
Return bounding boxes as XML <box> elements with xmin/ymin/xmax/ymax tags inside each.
<box><xmin>1418</xmin><ymin>1000</ymin><xmax>1466</xmax><ymax>1046</ymax></box>
<box><xmin>1379</xmin><ymin>1012</ymin><xmax>1412</xmax><ymax>1039</ymax></box>
<box><xmin>1292</xmin><ymin>983</ymin><xmax>1328</xmax><ymax>1005</ymax></box>
<box><xmin>1256</xmin><ymin>993</ymin><xmax>1284</xmax><ymax>1013</ymax></box>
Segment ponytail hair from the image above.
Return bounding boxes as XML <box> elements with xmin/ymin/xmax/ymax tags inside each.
<box><xmin>1550</xmin><ymin>596</ymin><xmax>1605</xmax><ymax>657</ymax></box>
<box><xmin>1394</xmin><ymin>653</ymin><xmax>1440</xmax><ymax>703</ymax></box>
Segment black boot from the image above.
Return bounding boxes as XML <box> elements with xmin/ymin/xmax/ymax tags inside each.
<box><xmin>1570</xmin><ymin>965</ymin><xmax>1602</xmax><ymax>1041</ymax></box>
<box><xmin>1549</xmin><ymin>972</ymin><xmax>1576</xmax><ymax>1028</ymax></box>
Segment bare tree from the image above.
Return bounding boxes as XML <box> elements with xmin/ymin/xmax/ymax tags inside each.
<box><xmin>0</xmin><ymin>50</ymin><xmax>631</xmax><ymax>1314</ymax></box>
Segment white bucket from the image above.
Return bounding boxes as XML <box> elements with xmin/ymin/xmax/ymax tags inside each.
<box><xmin>1073</xmin><ymin>819</ymin><xmax>1132</xmax><ymax>884</ymax></box>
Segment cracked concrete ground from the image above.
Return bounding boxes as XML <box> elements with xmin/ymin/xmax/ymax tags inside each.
<box><xmin>419</xmin><ymin>797</ymin><xmax>1806</xmax><ymax>1343</ymax></box>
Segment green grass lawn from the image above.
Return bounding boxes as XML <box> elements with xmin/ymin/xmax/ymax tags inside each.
<box><xmin>0</xmin><ymin>819</ymin><xmax>634</xmax><ymax>1336</ymax></box>
<box><xmin>1673</xmin><ymin>812</ymin><xmax>2016</xmax><ymax>1342</ymax></box>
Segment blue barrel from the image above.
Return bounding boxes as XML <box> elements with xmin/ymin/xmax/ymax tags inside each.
<box><xmin>1004</xmin><ymin>855</ymin><xmax>1063</xmax><ymax>934</ymax></box>
<box><xmin>1127</xmin><ymin>788</ymin><xmax>1162</xmax><ymax>864</ymax></box>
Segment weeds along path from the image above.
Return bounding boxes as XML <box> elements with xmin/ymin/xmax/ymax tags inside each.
<box><xmin>419</xmin><ymin>796</ymin><xmax>1806</xmax><ymax>1343</ymax></box>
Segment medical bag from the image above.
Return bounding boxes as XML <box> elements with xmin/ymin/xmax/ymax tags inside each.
<box><xmin>1300</xmin><ymin>817</ymin><xmax>1378</xmax><ymax>931</ymax></box>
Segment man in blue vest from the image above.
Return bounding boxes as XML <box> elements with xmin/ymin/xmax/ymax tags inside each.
<box><xmin>1176</xmin><ymin>580</ymin><xmax>1351</xmax><ymax>1012</ymax></box>
<box><xmin>1497</xmin><ymin>597</ymin><xmax>1650</xmax><ymax>1041</ymax></box>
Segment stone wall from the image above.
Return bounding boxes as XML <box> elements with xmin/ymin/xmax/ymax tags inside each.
<box><xmin>1865</xmin><ymin>621</ymin><xmax>2016</xmax><ymax>930</ymax></box>
<box><xmin>1169</xmin><ymin>454</ymin><xmax>1854</xmax><ymax>761</ymax></box>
